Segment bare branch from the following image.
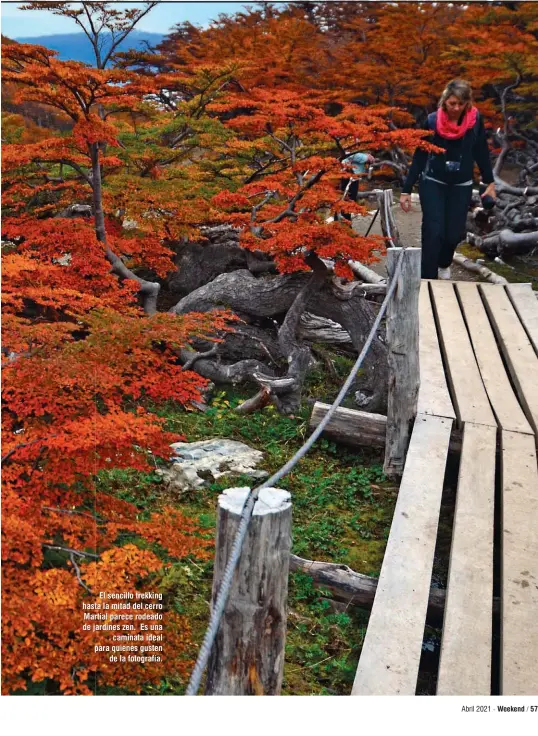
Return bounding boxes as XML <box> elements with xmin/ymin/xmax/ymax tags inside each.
<box><xmin>70</xmin><ymin>552</ymin><xmax>95</xmax><ymax>595</ymax></box>
<box><xmin>43</xmin><ymin>544</ymin><xmax>99</xmax><ymax>559</ymax></box>
<box><xmin>44</xmin><ymin>506</ymin><xmax>107</xmax><ymax>523</ymax></box>
<box><xmin>181</xmin><ymin>344</ymin><xmax>219</xmax><ymax>371</ymax></box>
<box><xmin>1</xmin><ymin>436</ymin><xmax>57</xmax><ymax>465</ymax></box>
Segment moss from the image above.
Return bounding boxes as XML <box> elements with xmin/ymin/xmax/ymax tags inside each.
<box><xmin>457</xmin><ymin>242</ymin><xmax>538</xmax><ymax>290</ymax></box>
<box><xmin>456</xmin><ymin>242</ymin><xmax>483</xmax><ymax>260</ymax></box>
<box><xmin>98</xmin><ymin>344</ymin><xmax>398</xmax><ymax>695</ymax></box>
<box><xmin>486</xmin><ymin>260</ymin><xmax>538</xmax><ymax>290</ymax></box>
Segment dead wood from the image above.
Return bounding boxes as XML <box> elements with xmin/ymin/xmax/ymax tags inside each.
<box><xmin>289</xmin><ymin>554</ymin><xmax>500</xmax><ymax>628</ymax></box>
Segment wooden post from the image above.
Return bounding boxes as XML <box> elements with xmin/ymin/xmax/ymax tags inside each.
<box><xmin>376</xmin><ymin>189</ymin><xmax>403</xmax><ymax>248</ymax></box>
<box><xmin>205</xmin><ymin>487</ymin><xmax>292</xmax><ymax>695</ymax></box>
<box><xmin>383</xmin><ymin>189</ymin><xmax>403</xmax><ymax>247</ymax></box>
<box><xmin>384</xmin><ymin>247</ymin><xmax>421</xmax><ymax>476</ymax></box>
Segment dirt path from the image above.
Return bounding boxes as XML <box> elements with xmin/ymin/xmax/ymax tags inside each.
<box><xmin>353</xmin><ymin>199</ymin><xmax>477</xmax><ymax>281</ymax></box>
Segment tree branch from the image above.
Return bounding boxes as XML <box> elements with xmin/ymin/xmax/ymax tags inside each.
<box><xmin>70</xmin><ymin>552</ymin><xmax>95</xmax><ymax>595</ymax></box>
<box><xmin>43</xmin><ymin>544</ymin><xmax>99</xmax><ymax>559</ymax></box>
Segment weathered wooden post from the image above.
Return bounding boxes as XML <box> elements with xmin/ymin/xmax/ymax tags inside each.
<box><xmin>205</xmin><ymin>487</ymin><xmax>292</xmax><ymax>695</ymax></box>
<box><xmin>384</xmin><ymin>247</ymin><xmax>421</xmax><ymax>476</ymax></box>
<box><xmin>376</xmin><ymin>189</ymin><xmax>403</xmax><ymax>247</ymax></box>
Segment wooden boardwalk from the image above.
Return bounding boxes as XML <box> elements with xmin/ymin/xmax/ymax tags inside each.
<box><xmin>353</xmin><ymin>281</ymin><xmax>538</xmax><ymax>696</ymax></box>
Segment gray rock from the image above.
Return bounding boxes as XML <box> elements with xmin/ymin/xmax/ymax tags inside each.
<box><xmin>157</xmin><ymin>438</ymin><xmax>269</xmax><ymax>493</ymax></box>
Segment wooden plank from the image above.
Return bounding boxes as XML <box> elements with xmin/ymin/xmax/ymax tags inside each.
<box><xmin>456</xmin><ymin>282</ymin><xmax>532</xmax><ymax>434</ymax></box>
<box><xmin>385</xmin><ymin>248</ymin><xmax>421</xmax><ymax>476</ymax></box>
<box><xmin>480</xmin><ymin>284</ymin><xmax>538</xmax><ymax>436</ymax></box>
<box><xmin>352</xmin><ymin>414</ymin><xmax>452</xmax><ymax>695</ymax></box>
<box><xmin>500</xmin><ymin>430</ymin><xmax>538</xmax><ymax>695</ymax></box>
<box><xmin>437</xmin><ymin>422</ymin><xmax>496</xmax><ymax>695</ymax></box>
<box><xmin>505</xmin><ymin>283</ymin><xmax>538</xmax><ymax>356</ymax></box>
<box><xmin>417</xmin><ymin>281</ymin><xmax>456</xmax><ymax>419</ymax></box>
<box><xmin>429</xmin><ymin>280</ymin><xmax>496</xmax><ymax>427</ymax></box>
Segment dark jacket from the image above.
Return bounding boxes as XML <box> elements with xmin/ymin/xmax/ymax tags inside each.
<box><xmin>402</xmin><ymin>111</ymin><xmax>494</xmax><ymax>193</ymax></box>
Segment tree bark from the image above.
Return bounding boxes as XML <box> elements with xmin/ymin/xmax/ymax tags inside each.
<box><xmin>273</xmin><ymin>254</ymin><xmax>328</xmax><ymax>413</ymax></box>
<box><xmin>171</xmin><ymin>270</ymin><xmax>389</xmax><ymax>411</ymax></box>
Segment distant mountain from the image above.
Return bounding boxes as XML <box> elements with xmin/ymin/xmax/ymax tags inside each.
<box><xmin>15</xmin><ymin>30</ymin><xmax>164</xmax><ymax>65</ymax></box>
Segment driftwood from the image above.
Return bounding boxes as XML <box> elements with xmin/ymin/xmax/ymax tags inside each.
<box><xmin>468</xmin><ymin>228</ymin><xmax>538</xmax><ymax>256</ymax></box>
<box><xmin>309</xmin><ymin>402</ymin><xmax>463</xmax><ymax>452</ymax></box>
<box><xmin>290</xmin><ymin>554</ymin><xmax>501</xmax><ymax>629</ymax></box>
<box><xmin>452</xmin><ymin>252</ymin><xmax>508</xmax><ymax>285</ymax></box>
<box><xmin>348</xmin><ymin>261</ymin><xmax>386</xmax><ymax>284</ymax></box>
<box><xmin>171</xmin><ymin>269</ymin><xmax>389</xmax><ymax>412</ymax></box>
<box><xmin>466</xmin><ymin>166</ymin><xmax>538</xmax><ymax>257</ymax></box>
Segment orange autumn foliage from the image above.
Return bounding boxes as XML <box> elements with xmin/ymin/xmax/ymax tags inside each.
<box><xmin>1</xmin><ymin>205</ymin><xmax>233</xmax><ymax>697</ymax></box>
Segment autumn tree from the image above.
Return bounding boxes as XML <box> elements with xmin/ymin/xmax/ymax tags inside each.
<box><xmin>162</xmin><ymin>86</ymin><xmax>436</xmax><ymax>413</ymax></box>
<box><xmin>21</xmin><ymin>1</ymin><xmax>158</xmax><ymax>70</ymax></box>
<box><xmin>1</xmin><ymin>3</ymin><xmax>236</xmax><ymax>696</ymax></box>
<box><xmin>445</xmin><ymin>1</ymin><xmax>538</xmax><ymax>176</ymax></box>
<box><xmin>0</xmin><ymin>207</ymin><xmax>241</xmax><ymax>693</ymax></box>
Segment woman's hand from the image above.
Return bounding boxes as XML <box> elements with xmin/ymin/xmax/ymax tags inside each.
<box><xmin>482</xmin><ymin>182</ymin><xmax>496</xmax><ymax>200</ymax></box>
<box><xmin>400</xmin><ymin>193</ymin><xmax>412</xmax><ymax>212</ymax></box>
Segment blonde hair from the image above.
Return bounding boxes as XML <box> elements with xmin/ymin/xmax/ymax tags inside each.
<box><xmin>438</xmin><ymin>79</ymin><xmax>473</xmax><ymax>112</ymax></box>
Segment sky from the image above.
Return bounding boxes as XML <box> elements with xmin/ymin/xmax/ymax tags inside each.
<box><xmin>0</xmin><ymin>1</ymin><xmax>266</xmax><ymax>38</ymax></box>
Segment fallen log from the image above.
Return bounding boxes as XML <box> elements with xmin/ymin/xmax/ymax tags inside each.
<box><xmin>289</xmin><ymin>554</ymin><xmax>501</xmax><ymax>629</ymax></box>
<box><xmin>310</xmin><ymin>403</ymin><xmax>387</xmax><ymax>447</ymax></box>
<box><xmin>309</xmin><ymin>402</ymin><xmax>463</xmax><ymax>452</ymax></box>
<box><xmin>453</xmin><ymin>252</ymin><xmax>508</xmax><ymax>285</ymax></box>
<box><xmin>468</xmin><ymin>228</ymin><xmax>538</xmax><ymax>256</ymax></box>
<box><xmin>351</xmin><ymin>283</ymin><xmax>387</xmax><ymax>296</ymax></box>
<box><xmin>495</xmin><ymin>179</ymin><xmax>538</xmax><ymax>198</ymax></box>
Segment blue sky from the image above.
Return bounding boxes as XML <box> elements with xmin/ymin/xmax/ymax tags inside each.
<box><xmin>0</xmin><ymin>1</ymin><xmax>266</xmax><ymax>38</ymax></box>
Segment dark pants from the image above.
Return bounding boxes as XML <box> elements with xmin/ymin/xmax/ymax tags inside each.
<box><xmin>340</xmin><ymin>177</ymin><xmax>360</xmax><ymax>220</ymax></box>
<box><xmin>418</xmin><ymin>177</ymin><xmax>473</xmax><ymax>279</ymax></box>
<box><xmin>341</xmin><ymin>177</ymin><xmax>360</xmax><ymax>200</ymax></box>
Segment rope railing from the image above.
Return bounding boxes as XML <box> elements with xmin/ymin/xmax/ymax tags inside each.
<box><xmin>185</xmin><ymin>192</ymin><xmax>405</xmax><ymax>696</ymax></box>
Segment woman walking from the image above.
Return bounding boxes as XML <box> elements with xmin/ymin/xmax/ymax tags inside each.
<box><xmin>400</xmin><ymin>79</ymin><xmax>496</xmax><ymax>279</ymax></box>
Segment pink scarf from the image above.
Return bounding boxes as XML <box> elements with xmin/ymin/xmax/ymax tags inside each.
<box><xmin>436</xmin><ymin>106</ymin><xmax>478</xmax><ymax>139</ymax></box>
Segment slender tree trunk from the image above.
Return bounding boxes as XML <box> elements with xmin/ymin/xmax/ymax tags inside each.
<box><xmin>90</xmin><ymin>143</ymin><xmax>107</xmax><ymax>244</ymax></box>
<box><xmin>89</xmin><ymin>142</ymin><xmax>160</xmax><ymax>315</ymax></box>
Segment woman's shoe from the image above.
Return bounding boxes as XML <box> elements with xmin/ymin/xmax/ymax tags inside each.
<box><xmin>438</xmin><ymin>267</ymin><xmax>451</xmax><ymax>280</ymax></box>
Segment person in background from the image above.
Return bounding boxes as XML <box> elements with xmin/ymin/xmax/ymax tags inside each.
<box><xmin>400</xmin><ymin>79</ymin><xmax>496</xmax><ymax>279</ymax></box>
<box><xmin>340</xmin><ymin>151</ymin><xmax>375</xmax><ymax>219</ymax></box>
